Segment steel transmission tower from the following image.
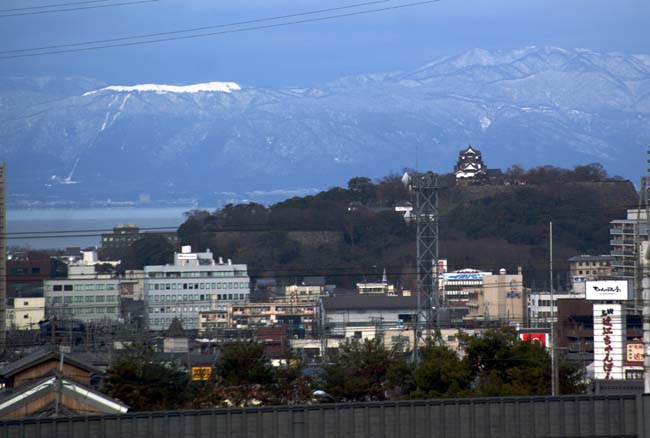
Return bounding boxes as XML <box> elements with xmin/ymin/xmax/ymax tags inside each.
<box><xmin>403</xmin><ymin>172</ymin><xmax>440</xmax><ymax>355</ymax></box>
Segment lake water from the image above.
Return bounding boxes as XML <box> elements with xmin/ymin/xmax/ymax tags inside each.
<box><xmin>6</xmin><ymin>207</ymin><xmax>195</xmax><ymax>249</ymax></box>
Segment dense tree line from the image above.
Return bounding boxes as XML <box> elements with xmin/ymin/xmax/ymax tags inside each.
<box><xmin>102</xmin><ymin>329</ymin><xmax>586</xmax><ymax>410</ymax></box>
<box><xmin>171</xmin><ymin>163</ymin><xmax>634</xmax><ymax>290</ymax></box>
<box><xmin>91</xmin><ymin>163</ymin><xmax>630</xmax><ymax>290</ymax></box>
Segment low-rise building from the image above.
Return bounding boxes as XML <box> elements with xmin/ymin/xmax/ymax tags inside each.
<box><xmin>320</xmin><ymin>295</ymin><xmax>417</xmax><ymax>340</ymax></box>
<box><xmin>7</xmin><ymin>295</ymin><xmax>45</xmax><ymax>330</ymax></box>
<box><xmin>529</xmin><ymin>290</ymin><xmax>584</xmax><ymax>325</ymax></box>
<box><xmin>281</xmin><ymin>277</ymin><xmax>332</xmax><ymax>303</ymax></box>
<box><xmin>144</xmin><ymin>246</ymin><xmax>250</xmax><ymax>331</ymax></box>
<box><xmin>357</xmin><ymin>269</ymin><xmax>396</xmax><ymax>295</ymax></box>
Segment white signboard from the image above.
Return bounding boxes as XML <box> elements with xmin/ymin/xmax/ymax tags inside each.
<box><xmin>177</xmin><ymin>253</ymin><xmax>198</xmax><ymax>260</ymax></box>
<box><xmin>585</xmin><ymin>280</ymin><xmax>629</xmax><ymax>301</ymax></box>
<box><xmin>593</xmin><ymin>303</ymin><xmax>625</xmax><ymax>380</ymax></box>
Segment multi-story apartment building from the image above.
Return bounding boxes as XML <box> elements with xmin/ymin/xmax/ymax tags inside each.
<box><xmin>610</xmin><ymin>209</ymin><xmax>650</xmax><ymax>279</ymax></box>
<box><xmin>568</xmin><ymin>255</ymin><xmax>615</xmax><ymax>283</ymax></box>
<box><xmin>144</xmin><ymin>246</ymin><xmax>250</xmax><ymax>331</ymax></box>
<box><xmin>44</xmin><ymin>266</ymin><xmax>120</xmax><ymax>324</ymax></box>
<box><xmin>198</xmin><ymin>302</ymin><xmax>315</xmax><ymax>335</ymax></box>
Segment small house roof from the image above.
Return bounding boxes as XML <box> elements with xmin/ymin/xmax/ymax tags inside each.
<box><xmin>165</xmin><ymin>318</ymin><xmax>186</xmax><ymax>338</ymax></box>
<box><xmin>0</xmin><ymin>376</ymin><xmax>128</xmax><ymax>418</ymax></box>
<box><xmin>0</xmin><ymin>349</ymin><xmax>102</xmax><ymax>380</ymax></box>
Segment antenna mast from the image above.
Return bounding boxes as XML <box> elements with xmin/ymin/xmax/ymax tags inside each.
<box><xmin>407</xmin><ymin>172</ymin><xmax>440</xmax><ymax>359</ymax></box>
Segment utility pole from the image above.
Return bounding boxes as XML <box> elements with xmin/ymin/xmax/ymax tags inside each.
<box><xmin>0</xmin><ymin>163</ymin><xmax>6</xmax><ymax>354</ymax></box>
<box><xmin>550</xmin><ymin>221</ymin><xmax>559</xmax><ymax>396</ymax></box>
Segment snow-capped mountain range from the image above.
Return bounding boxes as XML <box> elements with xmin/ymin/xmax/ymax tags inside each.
<box><xmin>2</xmin><ymin>46</ymin><xmax>650</xmax><ymax>206</ymax></box>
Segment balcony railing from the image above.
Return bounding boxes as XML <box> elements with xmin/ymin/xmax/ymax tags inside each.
<box><xmin>610</xmin><ymin>239</ymin><xmax>635</xmax><ymax>246</ymax></box>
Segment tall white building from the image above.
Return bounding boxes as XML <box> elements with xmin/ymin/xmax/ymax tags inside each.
<box><xmin>144</xmin><ymin>246</ymin><xmax>250</xmax><ymax>330</ymax></box>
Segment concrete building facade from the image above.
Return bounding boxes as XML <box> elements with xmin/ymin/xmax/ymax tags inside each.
<box><xmin>609</xmin><ymin>209</ymin><xmax>649</xmax><ymax>279</ymax></box>
<box><xmin>144</xmin><ymin>246</ymin><xmax>250</xmax><ymax>331</ymax></box>
<box><xmin>44</xmin><ymin>266</ymin><xmax>120</xmax><ymax>324</ymax></box>
<box><xmin>6</xmin><ymin>297</ymin><xmax>45</xmax><ymax>330</ymax></box>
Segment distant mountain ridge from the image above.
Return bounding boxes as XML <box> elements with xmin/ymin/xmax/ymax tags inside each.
<box><xmin>1</xmin><ymin>46</ymin><xmax>649</xmax><ymax>207</ymax></box>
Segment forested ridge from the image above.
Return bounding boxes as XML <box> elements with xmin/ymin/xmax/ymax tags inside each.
<box><xmin>159</xmin><ymin>163</ymin><xmax>637</xmax><ymax>290</ymax></box>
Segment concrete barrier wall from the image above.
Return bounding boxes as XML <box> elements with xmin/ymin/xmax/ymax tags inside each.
<box><xmin>1</xmin><ymin>394</ymin><xmax>647</xmax><ymax>438</ymax></box>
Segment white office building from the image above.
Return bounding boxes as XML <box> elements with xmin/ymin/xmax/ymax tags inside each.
<box><xmin>44</xmin><ymin>266</ymin><xmax>120</xmax><ymax>324</ymax></box>
<box><xmin>144</xmin><ymin>246</ymin><xmax>250</xmax><ymax>330</ymax></box>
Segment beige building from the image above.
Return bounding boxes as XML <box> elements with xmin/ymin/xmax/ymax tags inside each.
<box><xmin>357</xmin><ymin>269</ymin><xmax>396</xmax><ymax>296</ymax></box>
<box><xmin>120</xmin><ymin>269</ymin><xmax>145</xmax><ymax>300</ymax></box>
<box><xmin>568</xmin><ymin>255</ymin><xmax>614</xmax><ymax>282</ymax></box>
<box><xmin>465</xmin><ymin>269</ymin><xmax>527</xmax><ymax>323</ymax></box>
<box><xmin>198</xmin><ymin>306</ymin><xmax>229</xmax><ymax>334</ymax></box>
<box><xmin>7</xmin><ymin>297</ymin><xmax>45</xmax><ymax>330</ymax></box>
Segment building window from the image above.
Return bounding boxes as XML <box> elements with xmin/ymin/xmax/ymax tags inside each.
<box><xmin>63</xmin><ymin>285</ymin><xmax>73</xmax><ymax>291</ymax></box>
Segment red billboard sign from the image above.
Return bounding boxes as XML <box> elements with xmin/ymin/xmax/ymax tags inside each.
<box><xmin>519</xmin><ymin>333</ymin><xmax>548</xmax><ymax>347</ymax></box>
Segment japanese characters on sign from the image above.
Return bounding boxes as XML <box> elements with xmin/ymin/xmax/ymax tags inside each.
<box><xmin>601</xmin><ymin>308</ymin><xmax>614</xmax><ymax>379</ymax></box>
<box><xmin>593</xmin><ymin>303</ymin><xmax>625</xmax><ymax>380</ymax></box>
<box><xmin>191</xmin><ymin>366</ymin><xmax>212</xmax><ymax>381</ymax></box>
<box><xmin>626</xmin><ymin>343</ymin><xmax>644</xmax><ymax>363</ymax></box>
<box><xmin>585</xmin><ymin>280</ymin><xmax>629</xmax><ymax>301</ymax></box>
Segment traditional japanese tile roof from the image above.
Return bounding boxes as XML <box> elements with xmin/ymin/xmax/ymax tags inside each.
<box><xmin>0</xmin><ymin>349</ymin><xmax>102</xmax><ymax>380</ymax></box>
<box><xmin>0</xmin><ymin>375</ymin><xmax>128</xmax><ymax>418</ymax></box>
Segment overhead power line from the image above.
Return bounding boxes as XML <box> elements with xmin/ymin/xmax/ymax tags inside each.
<box><xmin>0</xmin><ymin>0</ymin><xmax>158</xmax><ymax>18</ymax></box>
<box><xmin>0</xmin><ymin>0</ymin><xmax>140</xmax><ymax>12</ymax></box>
<box><xmin>0</xmin><ymin>0</ymin><xmax>441</xmax><ymax>59</ymax></box>
<box><xmin>0</xmin><ymin>0</ymin><xmax>390</xmax><ymax>55</ymax></box>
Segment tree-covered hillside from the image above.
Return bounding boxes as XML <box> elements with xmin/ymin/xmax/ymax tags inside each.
<box><xmin>176</xmin><ymin>164</ymin><xmax>636</xmax><ymax>290</ymax></box>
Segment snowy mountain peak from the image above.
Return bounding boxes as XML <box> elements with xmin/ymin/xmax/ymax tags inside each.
<box><xmin>83</xmin><ymin>81</ymin><xmax>241</xmax><ymax>96</ymax></box>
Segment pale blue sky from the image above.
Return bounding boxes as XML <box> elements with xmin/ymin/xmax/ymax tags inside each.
<box><xmin>0</xmin><ymin>0</ymin><xmax>648</xmax><ymax>87</ymax></box>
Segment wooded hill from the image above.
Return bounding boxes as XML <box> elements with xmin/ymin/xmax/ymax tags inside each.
<box><xmin>174</xmin><ymin>164</ymin><xmax>636</xmax><ymax>291</ymax></box>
